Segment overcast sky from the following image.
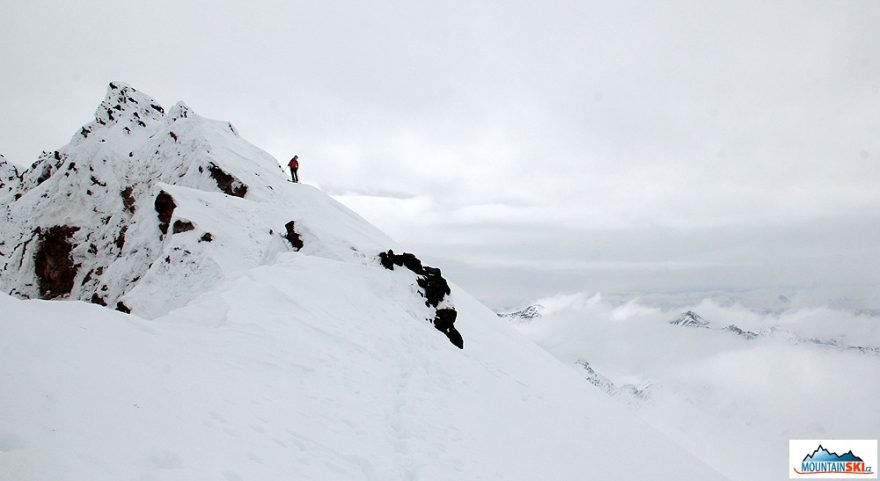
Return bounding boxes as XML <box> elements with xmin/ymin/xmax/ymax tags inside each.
<box><xmin>2</xmin><ymin>0</ymin><xmax>878</xmax><ymax>309</ymax></box>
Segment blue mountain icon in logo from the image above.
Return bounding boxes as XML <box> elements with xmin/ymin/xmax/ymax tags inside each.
<box><xmin>803</xmin><ymin>445</ymin><xmax>864</xmax><ymax>463</ymax></box>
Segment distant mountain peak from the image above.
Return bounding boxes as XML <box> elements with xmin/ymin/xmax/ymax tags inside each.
<box><xmin>670</xmin><ymin>310</ymin><xmax>710</xmax><ymax>328</ymax></box>
<box><xmin>723</xmin><ymin>324</ymin><xmax>759</xmax><ymax>339</ymax></box>
<box><xmin>498</xmin><ymin>304</ymin><xmax>544</xmax><ymax>323</ymax></box>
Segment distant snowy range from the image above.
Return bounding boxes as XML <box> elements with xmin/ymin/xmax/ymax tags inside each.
<box><xmin>1</xmin><ymin>83</ymin><xmax>876</xmax><ymax>481</ymax></box>
<box><xmin>499</xmin><ymin>291</ymin><xmax>879</xmax><ymax>480</ymax></box>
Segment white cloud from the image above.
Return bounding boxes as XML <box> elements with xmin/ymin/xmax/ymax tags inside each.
<box><xmin>512</xmin><ymin>291</ymin><xmax>880</xmax><ymax>479</ymax></box>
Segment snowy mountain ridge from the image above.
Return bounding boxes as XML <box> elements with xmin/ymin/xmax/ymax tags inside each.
<box><xmin>497</xmin><ymin>303</ymin><xmax>544</xmax><ymax>323</ymax></box>
<box><xmin>0</xmin><ymin>83</ymin><xmax>727</xmax><ymax>481</ymax></box>
<box><xmin>0</xmin><ymin>82</ymin><xmax>396</xmax><ymax>318</ymax></box>
<box><xmin>669</xmin><ymin>310</ymin><xmax>710</xmax><ymax>328</ymax></box>
<box><xmin>509</xmin><ymin>292</ymin><xmax>880</xmax><ymax>481</ymax></box>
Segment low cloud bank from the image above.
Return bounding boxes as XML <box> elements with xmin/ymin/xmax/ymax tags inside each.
<box><xmin>511</xmin><ymin>292</ymin><xmax>879</xmax><ymax>481</ymax></box>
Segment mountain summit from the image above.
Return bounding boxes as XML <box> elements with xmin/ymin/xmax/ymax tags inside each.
<box><xmin>670</xmin><ymin>310</ymin><xmax>711</xmax><ymax>328</ymax></box>
<box><xmin>0</xmin><ymin>83</ymin><xmax>726</xmax><ymax>481</ymax></box>
<box><xmin>0</xmin><ymin>82</ymin><xmax>397</xmax><ymax>317</ymax></box>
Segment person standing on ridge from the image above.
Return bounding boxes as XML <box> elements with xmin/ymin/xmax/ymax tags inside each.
<box><xmin>288</xmin><ymin>155</ymin><xmax>299</xmax><ymax>183</ymax></box>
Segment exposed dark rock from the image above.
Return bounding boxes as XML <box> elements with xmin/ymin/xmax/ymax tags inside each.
<box><xmin>34</xmin><ymin>225</ymin><xmax>80</xmax><ymax>299</ymax></box>
<box><xmin>154</xmin><ymin>190</ymin><xmax>176</xmax><ymax>235</ymax></box>
<box><xmin>88</xmin><ymin>243</ymin><xmax>98</xmax><ymax>255</ymax></box>
<box><xmin>434</xmin><ymin>307</ymin><xmax>457</xmax><ymax>331</ymax></box>
<box><xmin>283</xmin><ymin>221</ymin><xmax>304</xmax><ymax>250</ymax></box>
<box><xmin>378</xmin><ymin>249</ymin><xmax>463</xmax><ymax>349</ymax></box>
<box><xmin>379</xmin><ymin>250</ymin><xmax>451</xmax><ymax>307</ymax></box>
<box><xmin>207</xmin><ymin>163</ymin><xmax>247</xmax><ymax>198</ymax></box>
<box><xmin>115</xmin><ymin>225</ymin><xmax>127</xmax><ymax>249</ymax></box>
<box><xmin>115</xmin><ymin>302</ymin><xmax>131</xmax><ymax>314</ymax></box>
<box><xmin>418</xmin><ymin>266</ymin><xmax>450</xmax><ymax>308</ymax></box>
<box><xmin>434</xmin><ymin>308</ymin><xmax>464</xmax><ymax>349</ymax></box>
<box><xmin>169</xmin><ymin>131</ymin><xmax>178</xmax><ymax>142</ymax></box>
<box><xmin>81</xmin><ymin>127</ymin><xmax>90</xmax><ymax>138</ymax></box>
<box><xmin>379</xmin><ymin>250</ymin><xmax>422</xmax><ymax>272</ymax></box>
<box><xmin>90</xmin><ymin>175</ymin><xmax>106</xmax><ymax>187</ymax></box>
<box><xmin>200</xmin><ymin>232</ymin><xmax>213</xmax><ymax>242</ymax></box>
<box><xmin>36</xmin><ymin>165</ymin><xmax>52</xmax><ymax>185</ymax></box>
<box><xmin>120</xmin><ymin>186</ymin><xmax>136</xmax><ymax>213</ymax></box>
<box><xmin>90</xmin><ymin>293</ymin><xmax>107</xmax><ymax>306</ymax></box>
<box><xmin>172</xmin><ymin>220</ymin><xmax>194</xmax><ymax>234</ymax></box>
<box><xmin>150</xmin><ymin>103</ymin><xmax>164</xmax><ymax>114</ymax></box>
<box><xmin>445</xmin><ymin>327</ymin><xmax>464</xmax><ymax>349</ymax></box>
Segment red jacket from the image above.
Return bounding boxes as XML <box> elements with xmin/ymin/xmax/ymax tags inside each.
<box><xmin>288</xmin><ymin>158</ymin><xmax>299</xmax><ymax>169</ymax></box>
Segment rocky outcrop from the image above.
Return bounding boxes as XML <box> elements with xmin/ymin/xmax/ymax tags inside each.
<box><xmin>378</xmin><ymin>249</ymin><xmax>463</xmax><ymax>349</ymax></box>
<box><xmin>434</xmin><ymin>307</ymin><xmax>463</xmax><ymax>349</ymax></box>
<box><xmin>154</xmin><ymin>191</ymin><xmax>176</xmax><ymax>235</ymax></box>
<box><xmin>120</xmin><ymin>186</ymin><xmax>136</xmax><ymax>214</ymax></box>
<box><xmin>284</xmin><ymin>221</ymin><xmax>303</xmax><ymax>250</ymax></box>
<box><xmin>34</xmin><ymin>225</ymin><xmax>80</xmax><ymax>299</ymax></box>
<box><xmin>208</xmin><ymin>163</ymin><xmax>247</xmax><ymax>198</ymax></box>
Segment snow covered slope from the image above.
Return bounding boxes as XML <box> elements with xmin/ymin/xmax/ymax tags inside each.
<box><xmin>508</xmin><ymin>293</ymin><xmax>880</xmax><ymax>481</ymax></box>
<box><xmin>0</xmin><ymin>84</ymin><xmax>727</xmax><ymax>480</ymax></box>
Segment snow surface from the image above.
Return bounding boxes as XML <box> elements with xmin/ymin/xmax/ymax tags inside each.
<box><xmin>0</xmin><ymin>84</ymin><xmax>727</xmax><ymax>480</ymax></box>
<box><xmin>510</xmin><ymin>292</ymin><xmax>880</xmax><ymax>481</ymax></box>
<box><xmin>0</xmin><ymin>272</ymin><xmax>728</xmax><ymax>481</ymax></box>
